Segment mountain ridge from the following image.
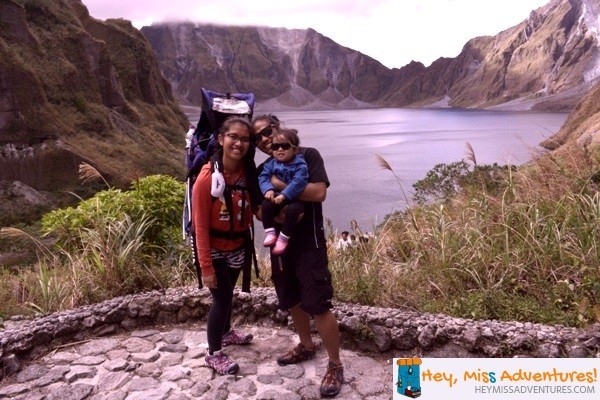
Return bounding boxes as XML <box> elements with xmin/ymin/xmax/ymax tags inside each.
<box><xmin>142</xmin><ymin>0</ymin><xmax>600</xmax><ymax>112</ymax></box>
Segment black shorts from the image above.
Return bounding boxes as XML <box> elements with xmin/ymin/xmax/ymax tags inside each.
<box><xmin>270</xmin><ymin>247</ymin><xmax>333</xmax><ymax>315</ymax></box>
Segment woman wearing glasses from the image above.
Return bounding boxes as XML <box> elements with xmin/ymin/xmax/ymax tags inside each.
<box><xmin>191</xmin><ymin>116</ymin><xmax>260</xmax><ymax>375</ymax></box>
<box><xmin>258</xmin><ymin>128</ymin><xmax>308</xmax><ymax>255</ymax></box>
<box><xmin>252</xmin><ymin>115</ymin><xmax>344</xmax><ymax>398</ymax></box>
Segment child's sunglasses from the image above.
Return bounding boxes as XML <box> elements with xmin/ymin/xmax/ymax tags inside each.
<box><xmin>271</xmin><ymin>142</ymin><xmax>293</xmax><ymax>151</ymax></box>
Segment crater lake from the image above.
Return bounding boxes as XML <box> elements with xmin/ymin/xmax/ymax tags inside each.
<box><xmin>251</xmin><ymin>108</ymin><xmax>568</xmax><ymax>233</ymax></box>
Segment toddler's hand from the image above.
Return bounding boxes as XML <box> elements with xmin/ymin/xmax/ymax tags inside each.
<box><xmin>264</xmin><ymin>190</ymin><xmax>275</xmax><ymax>201</ymax></box>
<box><xmin>274</xmin><ymin>194</ymin><xmax>285</xmax><ymax>204</ymax></box>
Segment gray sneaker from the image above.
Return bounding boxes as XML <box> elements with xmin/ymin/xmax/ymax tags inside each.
<box><xmin>205</xmin><ymin>352</ymin><xmax>239</xmax><ymax>375</ymax></box>
<box><xmin>222</xmin><ymin>329</ymin><xmax>253</xmax><ymax>347</ymax></box>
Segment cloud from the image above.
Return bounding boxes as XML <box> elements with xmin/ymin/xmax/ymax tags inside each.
<box><xmin>82</xmin><ymin>0</ymin><xmax>551</xmax><ymax>68</ymax></box>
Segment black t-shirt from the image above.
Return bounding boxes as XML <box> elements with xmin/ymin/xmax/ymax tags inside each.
<box><xmin>257</xmin><ymin>147</ymin><xmax>330</xmax><ymax>252</ymax></box>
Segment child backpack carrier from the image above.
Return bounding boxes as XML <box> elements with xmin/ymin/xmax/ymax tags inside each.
<box><xmin>182</xmin><ymin>88</ymin><xmax>258</xmax><ymax>291</ymax></box>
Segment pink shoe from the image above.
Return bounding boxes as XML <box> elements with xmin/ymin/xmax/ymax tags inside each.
<box><xmin>263</xmin><ymin>229</ymin><xmax>277</xmax><ymax>247</ymax></box>
<box><xmin>222</xmin><ymin>329</ymin><xmax>253</xmax><ymax>347</ymax></box>
<box><xmin>205</xmin><ymin>351</ymin><xmax>239</xmax><ymax>375</ymax></box>
<box><xmin>272</xmin><ymin>234</ymin><xmax>289</xmax><ymax>255</ymax></box>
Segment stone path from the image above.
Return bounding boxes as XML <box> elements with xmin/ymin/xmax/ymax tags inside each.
<box><xmin>0</xmin><ymin>322</ymin><xmax>393</xmax><ymax>400</ymax></box>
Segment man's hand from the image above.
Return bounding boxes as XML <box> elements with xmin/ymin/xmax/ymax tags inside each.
<box><xmin>271</xmin><ymin>176</ymin><xmax>326</xmax><ymax>202</ymax></box>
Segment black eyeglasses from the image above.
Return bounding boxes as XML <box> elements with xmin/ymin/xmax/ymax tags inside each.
<box><xmin>271</xmin><ymin>142</ymin><xmax>294</xmax><ymax>151</ymax></box>
<box><xmin>224</xmin><ymin>133</ymin><xmax>251</xmax><ymax>144</ymax></box>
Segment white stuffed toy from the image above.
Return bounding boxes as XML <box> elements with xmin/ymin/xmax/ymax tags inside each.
<box><xmin>210</xmin><ymin>161</ymin><xmax>226</xmax><ymax>197</ymax></box>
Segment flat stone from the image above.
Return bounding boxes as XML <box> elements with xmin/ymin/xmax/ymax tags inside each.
<box><xmin>122</xmin><ymin>337</ymin><xmax>155</xmax><ymax>353</ymax></box>
<box><xmin>16</xmin><ymin>364</ymin><xmax>50</xmax><ymax>383</ymax></box>
<box><xmin>13</xmin><ymin>392</ymin><xmax>45</xmax><ymax>400</ymax></box>
<box><xmin>104</xmin><ymin>358</ymin><xmax>128</xmax><ymax>372</ymax></box>
<box><xmin>160</xmin><ymin>365</ymin><xmax>191</xmax><ymax>381</ymax></box>
<box><xmin>44</xmin><ymin>351</ymin><xmax>79</xmax><ymax>365</ymax></box>
<box><xmin>185</xmin><ymin>347</ymin><xmax>206</xmax><ymax>359</ymax></box>
<box><xmin>122</xmin><ymin>386</ymin><xmax>172</xmax><ymax>400</ymax></box>
<box><xmin>229</xmin><ymin>377</ymin><xmax>257</xmax><ymax>397</ymax></box>
<box><xmin>46</xmin><ymin>383</ymin><xmax>94</xmax><ymax>400</ymax></box>
<box><xmin>276</xmin><ymin>364</ymin><xmax>304</xmax><ymax>379</ymax></box>
<box><xmin>97</xmin><ymin>371</ymin><xmax>131</xmax><ymax>392</ymax></box>
<box><xmin>157</xmin><ymin>343</ymin><xmax>188</xmax><ymax>353</ymax></box>
<box><xmin>89</xmin><ymin>391</ymin><xmax>127</xmax><ymax>400</ymax></box>
<box><xmin>33</xmin><ymin>366</ymin><xmax>70</xmax><ymax>387</ymax></box>
<box><xmin>131</xmin><ymin>350</ymin><xmax>160</xmax><ymax>363</ymax></box>
<box><xmin>65</xmin><ymin>366</ymin><xmax>96</xmax><ymax>383</ymax></box>
<box><xmin>106</xmin><ymin>349</ymin><xmax>130</xmax><ymax>360</ymax></box>
<box><xmin>256</xmin><ymin>373</ymin><xmax>284</xmax><ymax>385</ymax></box>
<box><xmin>127</xmin><ymin>376</ymin><xmax>160</xmax><ymax>392</ymax></box>
<box><xmin>78</xmin><ymin>338</ymin><xmax>120</xmax><ymax>356</ymax></box>
<box><xmin>283</xmin><ymin>377</ymin><xmax>313</xmax><ymax>392</ymax></box>
<box><xmin>189</xmin><ymin>382</ymin><xmax>211</xmax><ymax>397</ymax></box>
<box><xmin>355</xmin><ymin>379</ymin><xmax>387</xmax><ymax>396</ymax></box>
<box><xmin>130</xmin><ymin>329</ymin><xmax>161</xmax><ymax>338</ymax></box>
<box><xmin>162</xmin><ymin>330</ymin><xmax>184</xmax><ymax>344</ymax></box>
<box><xmin>0</xmin><ymin>383</ymin><xmax>29</xmax><ymax>398</ymax></box>
<box><xmin>72</xmin><ymin>355</ymin><xmax>106</xmax><ymax>366</ymax></box>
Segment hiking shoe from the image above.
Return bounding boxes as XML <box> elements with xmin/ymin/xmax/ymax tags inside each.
<box><xmin>263</xmin><ymin>229</ymin><xmax>277</xmax><ymax>247</ymax></box>
<box><xmin>222</xmin><ymin>329</ymin><xmax>253</xmax><ymax>347</ymax></box>
<box><xmin>271</xmin><ymin>234</ymin><xmax>289</xmax><ymax>255</ymax></box>
<box><xmin>205</xmin><ymin>352</ymin><xmax>239</xmax><ymax>375</ymax></box>
<box><xmin>320</xmin><ymin>361</ymin><xmax>344</xmax><ymax>398</ymax></box>
<box><xmin>276</xmin><ymin>343</ymin><xmax>316</xmax><ymax>366</ymax></box>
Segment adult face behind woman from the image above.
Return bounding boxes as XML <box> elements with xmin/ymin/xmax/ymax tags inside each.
<box><xmin>252</xmin><ymin>116</ymin><xmax>280</xmax><ymax>156</ymax></box>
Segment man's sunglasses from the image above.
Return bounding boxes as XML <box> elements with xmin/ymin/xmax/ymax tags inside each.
<box><xmin>257</xmin><ymin>126</ymin><xmax>274</xmax><ymax>138</ymax></box>
<box><xmin>271</xmin><ymin>142</ymin><xmax>294</xmax><ymax>151</ymax></box>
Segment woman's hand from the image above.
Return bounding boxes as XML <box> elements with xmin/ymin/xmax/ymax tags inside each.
<box><xmin>203</xmin><ymin>273</ymin><xmax>217</xmax><ymax>289</ymax></box>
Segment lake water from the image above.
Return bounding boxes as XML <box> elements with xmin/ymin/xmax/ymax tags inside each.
<box><xmin>251</xmin><ymin>108</ymin><xmax>568</xmax><ymax>232</ymax></box>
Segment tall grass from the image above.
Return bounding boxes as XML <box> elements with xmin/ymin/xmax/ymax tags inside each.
<box><xmin>328</xmin><ymin>146</ymin><xmax>600</xmax><ymax>326</ymax></box>
<box><xmin>1</xmin><ymin>148</ymin><xmax>598</xmax><ymax>327</ymax></box>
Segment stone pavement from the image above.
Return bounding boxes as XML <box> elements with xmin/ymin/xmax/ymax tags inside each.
<box><xmin>0</xmin><ymin>321</ymin><xmax>393</xmax><ymax>400</ymax></box>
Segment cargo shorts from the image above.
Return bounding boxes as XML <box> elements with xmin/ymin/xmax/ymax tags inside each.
<box><xmin>270</xmin><ymin>246</ymin><xmax>333</xmax><ymax>315</ymax></box>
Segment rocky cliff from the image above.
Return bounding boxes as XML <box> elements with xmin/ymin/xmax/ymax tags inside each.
<box><xmin>140</xmin><ymin>24</ymin><xmax>391</xmax><ymax>109</ymax></box>
<box><xmin>540</xmin><ymin>79</ymin><xmax>600</xmax><ymax>150</ymax></box>
<box><xmin>143</xmin><ymin>0</ymin><xmax>600</xmax><ymax>112</ymax></box>
<box><xmin>0</xmin><ymin>0</ymin><xmax>188</xmax><ymax>225</ymax></box>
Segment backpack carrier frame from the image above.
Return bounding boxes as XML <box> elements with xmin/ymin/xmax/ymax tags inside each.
<box><xmin>182</xmin><ymin>88</ymin><xmax>258</xmax><ymax>291</ymax></box>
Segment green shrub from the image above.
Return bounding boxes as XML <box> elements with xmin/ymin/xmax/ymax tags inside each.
<box><xmin>23</xmin><ymin>175</ymin><xmax>189</xmax><ymax>309</ymax></box>
<box><xmin>412</xmin><ymin>161</ymin><xmax>512</xmax><ymax>204</ymax></box>
<box><xmin>41</xmin><ymin>175</ymin><xmax>184</xmax><ymax>250</ymax></box>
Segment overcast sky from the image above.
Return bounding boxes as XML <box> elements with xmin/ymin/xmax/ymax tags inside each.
<box><xmin>83</xmin><ymin>0</ymin><xmax>552</xmax><ymax>68</ymax></box>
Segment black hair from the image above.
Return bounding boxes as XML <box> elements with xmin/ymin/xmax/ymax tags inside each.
<box><xmin>219</xmin><ymin>116</ymin><xmax>254</xmax><ymax>136</ymax></box>
<box><xmin>273</xmin><ymin>128</ymin><xmax>300</xmax><ymax>147</ymax></box>
<box><xmin>251</xmin><ymin>114</ymin><xmax>280</xmax><ymax>128</ymax></box>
